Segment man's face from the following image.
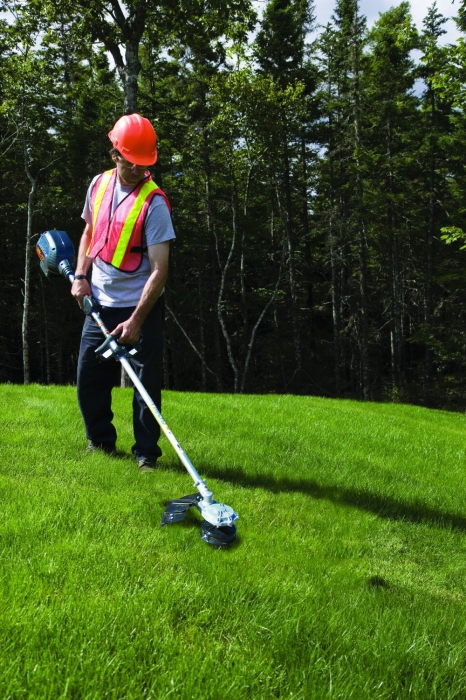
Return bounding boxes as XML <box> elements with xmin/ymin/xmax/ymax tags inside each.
<box><xmin>114</xmin><ymin>153</ymin><xmax>147</xmax><ymax>186</ymax></box>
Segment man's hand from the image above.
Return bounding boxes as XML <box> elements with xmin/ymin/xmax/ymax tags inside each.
<box><xmin>71</xmin><ymin>278</ymin><xmax>91</xmax><ymax>309</ymax></box>
<box><xmin>111</xmin><ymin>318</ymin><xmax>142</xmax><ymax>345</ymax></box>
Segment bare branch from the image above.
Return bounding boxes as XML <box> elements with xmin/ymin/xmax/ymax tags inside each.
<box><xmin>240</xmin><ymin>235</ymin><xmax>286</xmax><ymax>393</ymax></box>
<box><xmin>107</xmin><ymin>0</ymin><xmax>127</xmax><ymax>30</ymax></box>
<box><xmin>165</xmin><ymin>302</ymin><xmax>220</xmax><ymax>383</ymax></box>
<box><xmin>0</xmin><ymin>121</ymin><xmax>22</xmax><ymax>159</ymax></box>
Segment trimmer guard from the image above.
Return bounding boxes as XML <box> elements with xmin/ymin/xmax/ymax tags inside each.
<box><xmin>161</xmin><ymin>494</ymin><xmax>203</xmax><ymax>525</ymax></box>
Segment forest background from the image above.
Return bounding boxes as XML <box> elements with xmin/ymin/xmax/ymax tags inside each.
<box><xmin>3</xmin><ymin>0</ymin><xmax>466</xmax><ymax>408</ymax></box>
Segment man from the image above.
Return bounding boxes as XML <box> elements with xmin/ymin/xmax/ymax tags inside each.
<box><xmin>71</xmin><ymin>113</ymin><xmax>175</xmax><ymax>471</ymax></box>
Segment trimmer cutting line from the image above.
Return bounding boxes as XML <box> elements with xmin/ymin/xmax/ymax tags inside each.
<box><xmin>36</xmin><ymin>229</ymin><xmax>238</xmax><ymax>547</ymax></box>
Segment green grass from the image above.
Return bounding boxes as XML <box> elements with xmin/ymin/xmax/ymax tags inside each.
<box><xmin>2</xmin><ymin>384</ymin><xmax>466</xmax><ymax>698</ymax></box>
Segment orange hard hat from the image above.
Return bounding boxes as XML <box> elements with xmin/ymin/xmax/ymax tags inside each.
<box><xmin>108</xmin><ymin>113</ymin><xmax>158</xmax><ymax>166</ymax></box>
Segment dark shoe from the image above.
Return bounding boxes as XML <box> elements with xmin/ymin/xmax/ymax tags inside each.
<box><xmin>137</xmin><ymin>457</ymin><xmax>157</xmax><ymax>472</ymax></box>
<box><xmin>86</xmin><ymin>441</ymin><xmax>116</xmax><ymax>455</ymax></box>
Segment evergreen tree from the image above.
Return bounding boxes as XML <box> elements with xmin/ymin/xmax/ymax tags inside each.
<box><xmin>314</xmin><ymin>0</ymin><xmax>370</xmax><ymax>397</ymax></box>
<box><xmin>415</xmin><ymin>3</ymin><xmax>452</xmax><ymax>397</ymax></box>
<box><xmin>364</xmin><ymin>3</ymin><xmax>420</xmax><ymax>396</ymax></box>
<box><xmin>254</xmin><ymin>0</ymin><xmax>316</xmax><ymax>383</ymax></box>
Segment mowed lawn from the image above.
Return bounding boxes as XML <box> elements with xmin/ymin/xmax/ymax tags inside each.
<box><xmin>1</xmin><ymin>383</ymin><xmax>466</xmax><ymax>699</ymax></box>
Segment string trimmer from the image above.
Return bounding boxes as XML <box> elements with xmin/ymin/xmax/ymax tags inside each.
<box><xmin>36</xmin><ymin>229</ymin><xmax>238</xmax><ymax>547</ymax></box>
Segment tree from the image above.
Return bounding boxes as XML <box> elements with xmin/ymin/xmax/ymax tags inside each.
<box><xmin>364</xmin><ymin>3</ymin><xmax>419</xmax><ymax>396</ymax></box>
<box><xmin>0</xmin><ymin>7</ymin><xmax>122</xmax><ymax>384</ymax></box>
<box><xmin>1</xmin><ymin>13</ymin><xmax>61</xmax><ymax>383</ymax></box>
<box><xmin>255</xmin><ymin>0</ymin><xmax>316</xmax><ymax>380</ymax></box>
<box><xmin>314</xmin><ymin>0</ymin><xmax>370</xmax><ymax>398</ymax></box>
<box><xmin>8</xmin><ymin>0</ymin><xmax>256</xmax><ymax>113</ymax></box>
<box><xmin>415</xmin><ymin>3</ymin><xmax>451</xmax><ymax>395</ymax></box>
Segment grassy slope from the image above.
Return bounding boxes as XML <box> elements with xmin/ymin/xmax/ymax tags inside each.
<box><xmin>1</xmin><ymin>384</ymin><xmax>466</xmax><ymax>699</ymax></box>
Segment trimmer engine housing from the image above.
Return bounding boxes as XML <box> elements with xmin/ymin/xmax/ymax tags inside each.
<box><xmin>36</xmin><ymin>230</ymin><xmax>76</xmax><ymax>280</ymax></box>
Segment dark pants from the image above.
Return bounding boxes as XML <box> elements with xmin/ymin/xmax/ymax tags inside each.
<box><xmin>77</xmin><ymin>295</ymin><xmax>165</xmax><ymax>460</ymax></box>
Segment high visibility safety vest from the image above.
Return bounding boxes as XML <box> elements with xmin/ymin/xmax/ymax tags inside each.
<box><xmin>86</xmin><ymin>169</ymin><xmax>171</xmax><ymax>272</ymax></box>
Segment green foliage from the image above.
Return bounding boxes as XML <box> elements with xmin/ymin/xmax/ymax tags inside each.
<box><xmin>440</xmin><ymin>226</ymin><xmax>466</xmax><ymax>248</ymax></box>
<box><xmin>3</xmin><ymin>0</ymin><xmax>466</xmax><ymax>403</ymax></box>
<box><xmin>255</xmin><ymin>0</ymin><xmax>314</xmax><ymax>81</ymax></box>
<box><xmin>432</xmin><ymin>38</ymin><xmax>466</xmax><ymax>106</ymax></box>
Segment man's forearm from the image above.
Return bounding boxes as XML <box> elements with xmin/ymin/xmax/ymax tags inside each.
<box><xmin>75</xmin><ymin>225</ymin><xmax>93</xmax><ymax>276</ymax></box>
<box><xmin>129</xmin><ymin>267</ymin><xmax>168</xmax><ymax>328</ymax></box>
<box><xmin>71</xmin><ymin>224</ymin><xmax>94</xmax><ymax>308</ymax></box>
<box><xmin>108</xmin><ymin>241</ymin><xmax>170</xmax><ymax>343</ymax></box>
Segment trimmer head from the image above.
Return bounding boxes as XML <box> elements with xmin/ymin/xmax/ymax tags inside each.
<box><xmin>161</xmin><ymin>493</ymin><xmax>238</xmax><ymax>547</ymax></box>
<box><xmin>200</xmin><ymin>521</ymin><xmax>237</xmax><ymax>547</ymax></box>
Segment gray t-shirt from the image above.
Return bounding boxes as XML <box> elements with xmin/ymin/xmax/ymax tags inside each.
<box><xmin>82</xmin><ymin>173</ymin><xmax>176</xmax><ymax>307</ymax></box>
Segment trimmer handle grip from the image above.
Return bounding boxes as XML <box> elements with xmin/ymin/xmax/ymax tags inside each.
<box><xmin>82</xmin><ymin>295</ymin><xmax>100</xmax><ymax>316</ymax></box>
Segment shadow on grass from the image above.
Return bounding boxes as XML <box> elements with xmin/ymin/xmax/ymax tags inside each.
<box><xmin>163</xmin><ymin>461</ymin><xmax>466</xmax><ymax>532</ymax></box>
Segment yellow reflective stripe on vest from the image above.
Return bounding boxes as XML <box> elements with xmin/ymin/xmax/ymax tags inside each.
<box><xmin>110</xmin><ymin>179</ymin><xmax>158</xmax><ymax>268</ymax></box>
<box><xmin>92</xmin><ymin>170</ymin><xmax>113</xmax><ymax>231</ymax></box>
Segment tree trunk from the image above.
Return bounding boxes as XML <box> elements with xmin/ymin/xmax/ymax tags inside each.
<box><xmin>300</xmin><ymin>130</ymin><xmax>313</xmax><ymax>329</ymax></box>
<box><xmin>351</xmin><ymin>20</ymin><xmax>370</xmax><ymax>399</ymax></box>
<box><xmin>214</xmin><ymin>176</ymin><xmax>239</xmax><ymax>392</ymax></box>
<box><xmin>281</xmin><ymin>121</ymin><xmax>301</xmax><ymax>371</ymax></box>
<box><xmin>101</xmin><ymin>0</ymin><xmax>147</xmax><ymax>114</ymax></box>
<box><xmin>329</xmin><ymin>213</ymin><xmax>342</xmax><ymax>396</ymax></box>
<box><xmin>327</xmin><ymin>89</ymin><xmax>342</xmax><ymax>396</ymax></box>
<box><xmin>198</xmin><ymin>273</ymin><xmax>207</xmax><ymax>391</ymax></box>
<box><xmin>22</xmin><ymin>142</ymin><xmax>38</xmax><ymax>385</ymax></box>
<box><xmin>203</xmin><ymin>128</ymin><xmax>223</xmax><ymax>391</ymax></box>
<box><xmin>424</xmin><ymin>88</ymin><xmax>436</xmax><ymax>395</ymax></box>
<box><xmin>123</xmin><ymin>38</ymin><xmax>141</xmax><ymax>114</ymax></box>
<box><xmin>240</xmin><ymin>165</ymin><xmax>253</xmax><ymax>337</ymax></box>
<box><xmin>387</xmin><ymin>120</ymin><xmax>403</xmax><ymax>393</ymax></box>
<box><xmin>40</xmin><ymin>277</ymin><xmax>51</xmax><ymax>384</ymax></box>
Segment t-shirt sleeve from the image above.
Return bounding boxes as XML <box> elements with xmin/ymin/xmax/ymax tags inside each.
<box><xmin>144</xmin><ymin>195</ymin><xmax>176</xmax><ymax>246</ymax></box>
<box><xmin>81</xmin><ymin>176</ymin><xmax>100</xmax><ymax>225</ymax></box>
